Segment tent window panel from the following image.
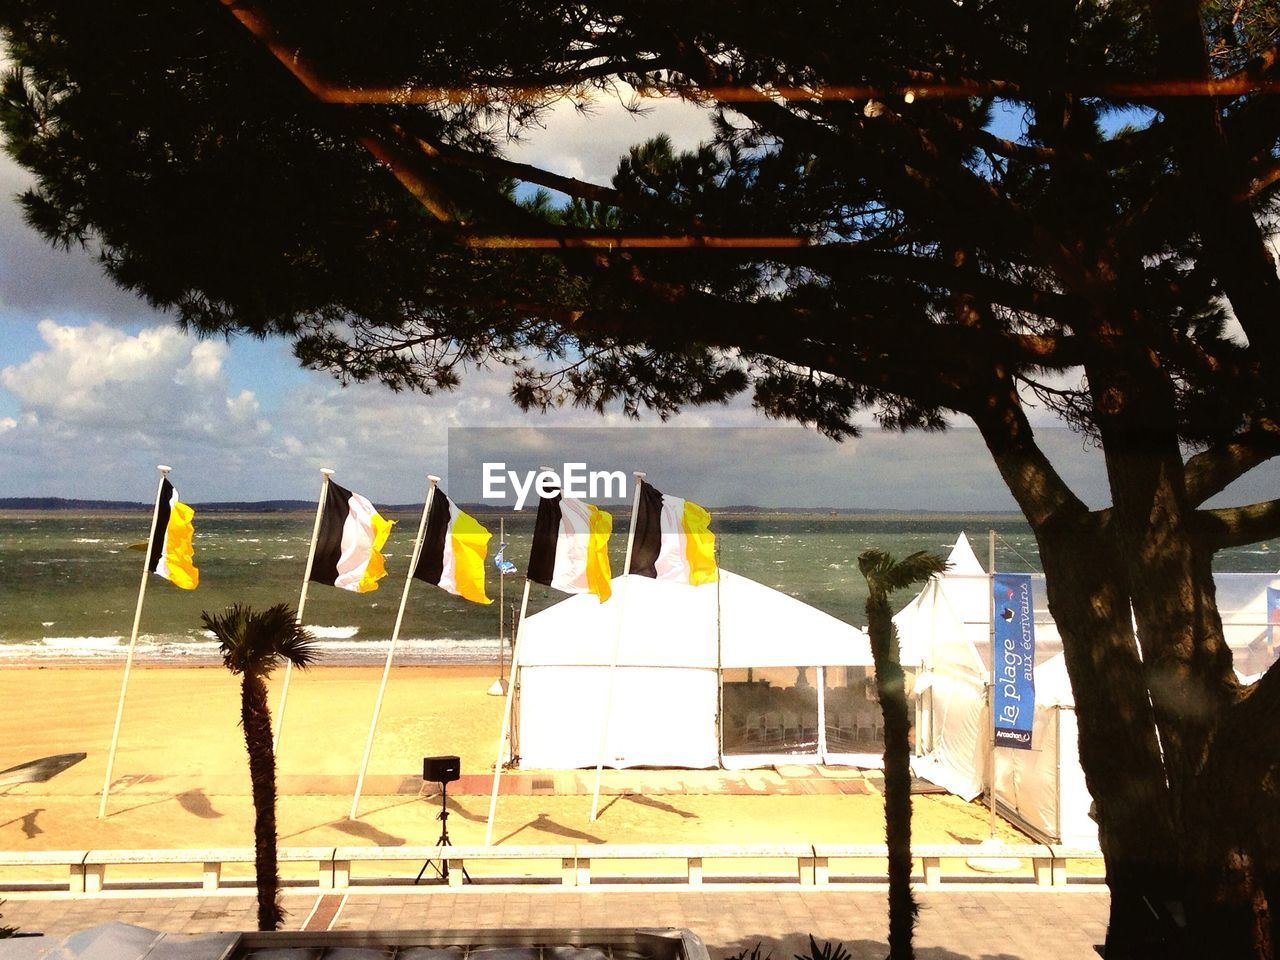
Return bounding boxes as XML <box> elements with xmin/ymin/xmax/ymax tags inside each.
<box><xmin>822</xmin><ymin>666</ymin><xmax>887</xmax><ymax>754</ymax></box>
<box><xmin>822</xmin><ymin>666</ymin><xmax>918</xmax><ymax>755</ymax></box>
<box><xmin>722</xmin><ymin>667</ymin><xmax>820</xmax><ymax>756</ymax></box>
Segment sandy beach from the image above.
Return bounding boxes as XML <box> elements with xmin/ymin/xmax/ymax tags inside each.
<box><xmin>0</xmin><ymin>663</ymin><xmax>1031</xmax><ymax>871</ymax></box>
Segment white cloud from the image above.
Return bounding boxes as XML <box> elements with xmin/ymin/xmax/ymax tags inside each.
<box><xmin>0</xmin><ymin>318</ymin><xmax>1124</xmax><ymax>508</ymax></box>
<box><xmin>1</xmin><ymin>320</ymin><xmax>269</xmax><ymax>443</ymax></box>
<box><xmin>0</xmin><ymin>321</ymin><xmax>275</xmax><ymax>497</ymax></box>
<box><xmin>505</xmin><ymin>84</ymin><xmax>715</xmax><ymax>186</ymax></box>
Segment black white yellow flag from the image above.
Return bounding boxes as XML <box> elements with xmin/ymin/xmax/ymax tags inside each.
<box><xmin>413</xmin><ymin>490</ymin><xmax>492</xmax><ymax>604</ymax></box>
<box><xmin>148</xmin><ymin>479</ymin><xmax>198</xmax><ymax>590</ymax></box>
<box><xmin>631</xmin><ymin>479</ymin><xmax>717</xmax><ymax>586</ymax></box>
<box><xmin>309</xmin><ymin>482</ymin><xmax>393</xmax><ymax>593</ymax></box>
<box><xmin>527</xmin><ymin>492</ymin><xmax>613</xmax><ymax>602</ymax></box>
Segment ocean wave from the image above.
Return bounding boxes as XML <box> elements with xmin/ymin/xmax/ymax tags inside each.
<box><xmin>40</xmin><ymin>635</ymin><xmax>123</xmax><ymax>650</ymax></box>
<box><xmin>308</xmin><ymin>625</ymin><xmax>360</xmax><ymax>639</ymax></box>
<box><xmin>2</xmin><ymin>633</ymin><xmax>505</xmax><ymax>664</ymax></box>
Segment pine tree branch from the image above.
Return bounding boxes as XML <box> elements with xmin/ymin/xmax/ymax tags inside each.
<box><xmin>1183</xmin><ymin>420</ymin><xmax>1280</xmax><ymax>505</ymax></box>
<box><xmin>972</xmin><ymin>380</ymin><xmax>1092</xmax><ymax>530</ymax></box>
<box><xmin>1148</xmin><ymin>0</ymin><xmax>1280</xmax><ymax>364</ymax></box>
<box><xmin>1195</xmin><ymin>497</ymin><xmax>1280</xmax><ymax>549</ymax></box>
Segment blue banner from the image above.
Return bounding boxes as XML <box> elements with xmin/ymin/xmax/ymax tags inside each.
<box><xmin>993</xmin><ymin>572</ymin><xmax>1036</xmax><ymax>750</ymax></box>
<box><xmin>1269</xmin><ymin>587</ymin><xmax>1279</xmax><ymax>657</ymax></box>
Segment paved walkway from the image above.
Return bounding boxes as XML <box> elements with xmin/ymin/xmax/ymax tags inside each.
<box><xmin>0</xmin><ymin>888</ymin><xmax>1107</xmax><ymax>959</ymax></box>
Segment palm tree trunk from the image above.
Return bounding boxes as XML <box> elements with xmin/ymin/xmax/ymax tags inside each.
<box><xmin>866</xmin><ymin>588</ymin><xmax>917</xmax><ymax>960</ymax></box>
<box><xmin>241</xmin><ymin>672</ymin><xmax>284</xmax><ymax>931</ymax></box>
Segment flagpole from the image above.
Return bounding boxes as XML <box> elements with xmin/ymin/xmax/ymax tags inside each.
<box><xmin>484</xmin><ymin>577</ymin><xmax>532</xmax><ymax>845</ymax></box>
<box><xmin>349</xmin><ymin>475</ymin><xmax>437</xmax><ymax>820</ymax></box>
<box><xmin>488</xmin><ymin>516</ymin><xmax>508</xmax><ymax>697</ymax></box>
<box><xmin>969</xmin><ymin>528</ymin><xmax>1019</xmax><ymax>870</ymax></box>
<box><xmin>98</xmin><ymin>464</ymin><xmax>170</xmax><ymax>819</ymax></box>
<box><xmin>715</xmin><ymin>538</ymin><xmax>724</xmax><ymax>767</ymax></box>
<box><xmin>589</xmin><ymin>470</ymin><xmax>645</xmax><ymax>822</ymax></box>
<box><xmin>274</xmin><ymin>467</ymin><xmax>334</xmax><ymax>751</ymax></box>
<box><xmin>987</xmin><ymin>527</ymin><xmax>998</xmax><ymax>840</ymax></box>
<box><xmin>499</xmin><ymin>516</ymin><xmax>505</xmax><ymax>684</ymax></box>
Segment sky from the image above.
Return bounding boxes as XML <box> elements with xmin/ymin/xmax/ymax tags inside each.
<box><xmin>0</xmin><ymin>77</ymin><xmax>1275</xmax><ymax>510</ymax></box>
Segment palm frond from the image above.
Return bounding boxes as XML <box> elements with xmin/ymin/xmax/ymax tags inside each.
<box><xmin>796</xmin><ymin>935</ymin><xmax>851</xmax><ymax>960</ymax></box>
<box><xmin>201</xmin><ymin>603</ymin><xmax>318</xmax><ymax>677</ymax></box>
<box><xmin>858</xmin><ymin>548</ymin><xmax>949</xmax><ymax>594</ymax></box>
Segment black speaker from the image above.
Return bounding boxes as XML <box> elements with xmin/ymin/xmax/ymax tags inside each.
<box><xmin>423</xmin><ymin>755</ymin><xmax>460</xmax><ymax>784</ymax></box>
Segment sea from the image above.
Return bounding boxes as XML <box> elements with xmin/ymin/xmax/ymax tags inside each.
<box><xmin>1</xmin><ymin>510</ymin><xmax>1276</xmax><ymax>664</ymax></box>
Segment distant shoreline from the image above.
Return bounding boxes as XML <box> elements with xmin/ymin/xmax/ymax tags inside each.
<box><xmin>0</xmin><ymin>499</ymin><xmax>1028</xmax><ymax>522</ymax></box>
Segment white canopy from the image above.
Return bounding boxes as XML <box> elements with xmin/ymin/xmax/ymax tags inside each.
<box><xmin>518</xmin><ymin>570</ymin><xmax>873</xmax><ymax>669</ymax></box>
<box><xmin>514</xmin><ymin>570</ymin><xmax>873</xmax><ymax>770</ymax></box>
<box><xmin>897</xmin><ymin>533</ymin><xmax>1277</xmax><ymax>844</ymax></box>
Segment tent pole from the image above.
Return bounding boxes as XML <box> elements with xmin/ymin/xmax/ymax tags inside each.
<box><xmin>589</xmin><ymin>471</ymin><xmax>645</xmax><ymax>823</ymax></box>
<box><xmin>1055</xmin><ymin>705</ymin><xmax>1063</xmax><ymax>843</ymax></box>
<box><xmin>98</xmin><ymin>465</ymin><xmax>170</xmax><ymax>819</ymax></box>
<box><xmin>499</xmin><ymin>516</ymin><xmax>505</xmax><ymax>686</ymax></box>
<box><xmin>275</xmin><ymin>467</ymin><xmax>333</xmax><ymax>752</ymax></box>
<box><xmin>485</xmin><ymin>578</ymin><xmax>532</xmax><ymax>845</ymax></box>
<box><xmin>987</xmin><ymin>527</ymin><xmax>998</xmax><ymax>840</ymax></box>
<box><xmin>816</xmin><ymin>666</ymin><xmax>827</xmax><ymax>762</ymax></box>
<box><xmin>349</xmin><ymin>475</ymin><xmax>437</xmax><ymax>821</ymax></box>
<box><xmin>715</xmin><ymin>538</ymin><xmax>724</xmax><ymax>767</ymax></box>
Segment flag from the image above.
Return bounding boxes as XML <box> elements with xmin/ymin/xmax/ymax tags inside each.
<box><xmin>309</xmin><ymin>481</ymin><xmax>393</xmax><ymax>592</ymax></box>
<box><xmin>148</xmin><ymin>478</ymin><xmax>198</xmax><ymax>590</ymax></box>
<box><xmin>631</xmin><ymin>479</ymin><xmax>717</xmax><ymax>586</ymax></box>
<box><xmin>494</xmin><ymin>542</ymin><xmax>517</xmax><ymax>576</ymax></box>
<box><xmin>527</xmin><ymin>492</ymin><xmax>613</xmax><ymax>602</ymax></box>
<box><xmin>413</xmin><ymin>490</ymin><xmax>492</xmax><ymax>604</ymax></box>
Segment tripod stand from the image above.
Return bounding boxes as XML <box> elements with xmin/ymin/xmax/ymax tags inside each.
<box><xmin>415</xmin><ymin>779</ymin><xmax>470</xmax><ymax>884</ymax></box>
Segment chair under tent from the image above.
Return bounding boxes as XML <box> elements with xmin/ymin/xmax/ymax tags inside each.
<box><xmin>509</xmin><ymin>569</ymin><xmax>888</xmax><ymax>771</ymax></box>
<box><xmin>893</xmin><ymin>532</ymin><xmax>1280</xmax><ymax>846</ymax></box>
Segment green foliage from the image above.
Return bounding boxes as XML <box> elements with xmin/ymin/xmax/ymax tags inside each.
<box><xmin>201</xmin><ymin>603</ymin><xmax>317</xmax><ymax>678</ymax></box>
<box><xmin>0</xmin><ymin>899</ymin><xmax>17</xmax><ymax>938</ymax></box>
<box><xmin>797</xmin><ymin>935</ymin><xmax>851</xmax><ymax>960</ymax></box>
<box><xmin>858</xmin><ymin>550</ymin><xmax>949</xmax><ymax>597</ymax></box>
<box><xmin>2</xmin><ymin>1</ymin><xmax>1275</xmax><ymax>446</ymax></box>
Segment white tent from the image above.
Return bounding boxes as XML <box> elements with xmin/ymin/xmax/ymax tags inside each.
<box><xmin>895</xmin><ymin>533</ymin><xmax>1278</xmax><ymax>844</ymax></box>
<box><xmin>513</xmin><ymin>570</ymin><xmax>881</xmax><ymax>770</ymax></box>
<box><xmin>994</xmin><ymin>653</ymin><xmax>1096</xmax><ymax>845</ymax></box>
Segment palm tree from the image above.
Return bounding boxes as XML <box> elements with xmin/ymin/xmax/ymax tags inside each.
<box><xmin>201</xmin><ymin>603</ymin><xmax>316</xmax><ymax>931</ymax></box>
<box><xmin>858</xmin><ymin>549</ymin><xmax>947</xmax><ymax>960</ymax></box>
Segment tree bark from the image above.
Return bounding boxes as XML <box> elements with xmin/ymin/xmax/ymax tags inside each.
<box><xmin>1090</xmin><ymin>357</ymin><xmax>1272</xmax><ymax>959</ymax></box>
<box><xmin>866</xmin><ymin>586</ymin><xmax>917</xmax><ymax>960</ymax></box>
<box><xmin>973</xmin><ymin>381</ymin><xmax>1184</xmax><ymax>955</ymax></box>
<box><xmin>241</xmin><ymin>672</ymin><xmax>284</xmax><ymax>931</ymax></box>
<box><xmin>1033</xmin><ymin>515</ymin><xmax>1183</xmax><ymax>958</ymax></box>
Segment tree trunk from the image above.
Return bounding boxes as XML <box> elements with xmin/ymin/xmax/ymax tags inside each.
<box><xmin>975</xmin><ymin>392</ymin><xmax>1187</xmax><ymax>956</ymax></box>
<box><xmin>866</xmin><ymin>587</ymin><xmax>917</xmax><ymax>960</ymax></box>
<box><xmin>1033</xmin><ymin>516</ymin><xmax>1184</xmax><ymax>958</ymax></box>
<box><xmin>1092</xmin><ymin>360</ymin><xmax>1273</xmax><ymax>959</ymax></box>
<box><xmin>241</xmin><ymin>672</ymin><xmax>284</xmax><ymax>931</ymax></box>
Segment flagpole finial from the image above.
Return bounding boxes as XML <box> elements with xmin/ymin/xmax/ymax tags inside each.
<box><xmin>157</xmin><ymin>464</ymin><xmax>172</xmax><ymax>474</ymax></box>
<box><xmin>633</xmin><ymin>471</ymin><xmax>646</xmax><ymax>479</ymax></box>
<box><xmin>428</xmin><ymin>474</ymin><xmax>441</xmax><ymax>485</ymax></box>
<box><xmin>320</xmin><ymin>468</ymin><xmax>335</xmax><ymax>477</ymax></box>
